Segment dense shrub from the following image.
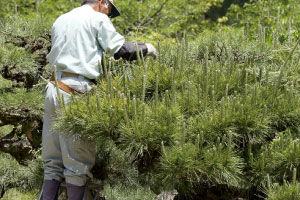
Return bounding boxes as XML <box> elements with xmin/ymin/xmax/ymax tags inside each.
<box><xmin>55</xmin><ymin>25</ymin><xmax>300</xmax><ymax>198</ymax></box>
<box><xmin>0</xmin><ymin>0</ymin><xmax>299</xmax><ymax>199</ymax></box>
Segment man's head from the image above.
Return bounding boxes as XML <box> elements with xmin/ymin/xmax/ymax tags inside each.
<box><xmin>82</xmin><ymin>0</ymin><xmax>120</xmax><ymax>18</ymax></box>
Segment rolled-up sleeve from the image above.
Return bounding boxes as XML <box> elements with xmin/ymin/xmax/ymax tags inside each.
<box><xmin>95</xmin><ymin>15</ymin><xmax>125</xmax><ymax>55</ymax></box>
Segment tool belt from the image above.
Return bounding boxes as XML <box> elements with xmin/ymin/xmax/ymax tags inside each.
<box><xmin>50</xmin><ymin>72</ymin><xmax>86</xmax><ymax>95</ymax></box>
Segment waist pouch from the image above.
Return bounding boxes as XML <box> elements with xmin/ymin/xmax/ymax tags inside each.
<box><xmin>50</xmin><ymin>76</ymin><xmax>86</xmax><ymax>95</ymax></box>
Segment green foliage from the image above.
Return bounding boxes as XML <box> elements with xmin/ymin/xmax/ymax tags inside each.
<box><xmin>0</xmin><ymin>15</ymin><xmax>51</xmax><ymax>89</ymax></box>
<box><xmin>92</xmin><ymin>138</ymin><xmax>140</xmax><ymax>185</ymax></box>
<box><xmin>0</xmin><ymin>0</ymin><xmax>226</xmax><ymax>36</ymax></box>
<box><xmin>160</xmin><ymin>142</ymin><xmax>244</xmax><ymax>194</ymax></box>
<box><xmin>0</xmin><ymin>88</ymin><xmax>44</xmax><ymax>108</ymax></box>
<box><xmin>1</xmin><ymin>188</ymin><xmax>39</xmax><ymax>200</ymax></box>
<box><xmin>0</xmin><ymin>75</ymin><xmax>12</xmax><ymax>88</ymax></box>
<box><xmin>266</xmin><ymin>182</ymin><xmax>300</xmax><ymax>200</ymax></box>
<box><xmin>114</xmin><ymin>0</ymin><xmax>224</xmax><ymax>36</ymax></box>
<box><xmin>55</xmin><ymin>21</ymin><xmax>300</xmax><ymax>198</ymax></box>
<box><xmin>0</xmin><ymin>43</ymin><xmax>37</xmax><ymax>72</ymax></box>
<box><xmin>226</xmin><ymin>0</ymin><xmax>300</xmax><ymax>44</ymax></box>
<box><xmin>0</xmin><ymin>0</ymin><xmax>79</xmax><ymax>22</ymax></box>
<box><xmin>265</xmin><ymin>169</ymin><xmax>300</xmax><ymax>200</ymax></box>
<box><xmin>250</xmin><ymin>130</ymin><xmax>300</xmax><ymax>187</ymax></box>
<box><xmin>102</xmin><ymin>184</ymin><xmax>156</xmax><ymax>200</ymax></box>
<box><xmin>0</xmin><ymin>152</ymin><xmax>43</xmax><ymax>191</ymax></box>
<box><xmin>0</xmin><ymin>0</ymin><xmax>299</xmax><ymax>199</ymax></box>
<box><xmin>0</xmin><ymin>125</ymin><xmax>14</xmax><ymax>138</ymax></box>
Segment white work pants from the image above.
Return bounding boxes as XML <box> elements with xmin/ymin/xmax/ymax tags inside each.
<box><xmin>42</xmin><ymin>73</ymin><xmax>95</xmax><ymax>186</ymax></box>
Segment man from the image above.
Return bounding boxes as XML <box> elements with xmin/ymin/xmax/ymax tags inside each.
<box><xmin>42</xmin><ymin>0</ymin><xmax>157</xmax><ymax>199</ymax></box>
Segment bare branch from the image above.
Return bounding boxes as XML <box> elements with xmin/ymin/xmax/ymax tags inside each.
<box><xmin>138</xmin><ymin>0</ymin><xmax>170</xmax><ymax>27</ymax></box>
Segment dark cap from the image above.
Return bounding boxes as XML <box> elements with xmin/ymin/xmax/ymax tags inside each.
<box><xmin>82</xmin><ymin>0</ymin><xmax>120</xmax><ymax>18</ymax></box>
<box><xmin>107</xmin><ymin>0</ymin><xmax>120</xmax><ymax>18</ymax></box>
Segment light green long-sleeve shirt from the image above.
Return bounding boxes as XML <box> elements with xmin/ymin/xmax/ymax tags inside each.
<box><xmin>47</xmin><ymin>5</ymin><xmax>125</xmax><ymax>80</ymax></box>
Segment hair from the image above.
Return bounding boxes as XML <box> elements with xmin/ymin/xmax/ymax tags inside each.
<box><xmin>81</xmin><ymin>0</ymin><xmax>100</xmax><ymax>6</ymax></box>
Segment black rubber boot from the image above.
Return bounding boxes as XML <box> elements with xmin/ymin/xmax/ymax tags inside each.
<box><xmin>66</xmin><ymin>183</ymin><xmax>86</xmax><ymax>200</ymax></box>
<box><xmin>42</xmin><ymin>179</ymin><xmax>61</xmax><ymax>200</ymax></box>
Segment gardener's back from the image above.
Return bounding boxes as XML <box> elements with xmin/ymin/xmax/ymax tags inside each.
<box><xmin>47</xmin><ymin>4</ymin><xmax>124</xmax><ymax>80</ymax></box>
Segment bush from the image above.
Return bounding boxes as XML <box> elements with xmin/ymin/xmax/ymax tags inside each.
<box><xmin>0</xmin><ymin>152</ymin><xmax>43</xmax><ymax>192</ymax></box>
<box><xmin>265</xmin><ymin>169</ymin><xmax>300</xmax><ymax>200</ymax></box>
<box><xmin>55</xmin><ymin>24</ymin><xmax>300</xmax><ymax>198</ymax></box>
<box><xmin>0</xmin><ymin>0</ymin><xmax>299</xmax><ymax>199</ymax></box>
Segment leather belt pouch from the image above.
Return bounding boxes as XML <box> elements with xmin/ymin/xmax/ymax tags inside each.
<box><xmin>50</xmin><ymin>76</ymin><xmax>85</xmax><ymax>95</ymax></box>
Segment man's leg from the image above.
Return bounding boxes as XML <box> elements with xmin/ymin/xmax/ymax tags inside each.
<box><xmin>59</xmin><ymin>76</ymin><xmax>95</xmax><ymax>200</ymax></box>
<box><xmin>42</xmin><ymin>83</ymin><xmax>64</xmax><ymax>200</ymax></box>
<box><xmin>41</xmin><ymin>179</ymin><xmax>61</xmax><ymax>200</ymax></box>
<box><xmin>60</xmin><ymin>133</ymin><xmax>95</xmax><ymax>200</ymax></box>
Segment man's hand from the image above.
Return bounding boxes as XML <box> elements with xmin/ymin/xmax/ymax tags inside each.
<box><xmin>145</xmin><ymin>43</ymin><xmax>157</xmax><ymax>58</ymax></box>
